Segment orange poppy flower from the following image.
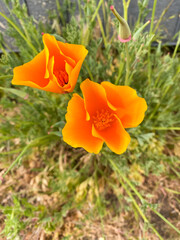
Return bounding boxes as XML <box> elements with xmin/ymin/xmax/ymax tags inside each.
<box><xmin>12</xmin><ymin>34</ymin><xmax>88</xmax><ymax>93</ymax></box>
<box><xmin>62</xmin><ymin>79</ymin><xmax>147</xmax><ymax>154</ymax></box>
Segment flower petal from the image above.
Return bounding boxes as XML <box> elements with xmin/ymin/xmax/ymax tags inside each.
<box><xmin>101</xmin><ymin>81</ymin><xmax>147</xmax><ymax>128</ymax></box>
<box><xmin>59</xmin><ymin>43</ymin><xmax>88</xmax><ymax>92</ymax></box>
<box><xmin>43</xmin><ymin>34</ymin><xmax>76</xmax><ymax>72</ymax></box>
<box><xmin>116</xmin><ymin>98</ymin><xmax>147</xmax><ymax>128</ymax></box>
<box><xmin>62</xmin><ymin>94</ymin><xmax>103</xmax><ymax>154</ymax></box>
<box><xmin>92</xmin><ymin>115</ymin><xmax>131</xmax><ymax>154</ymax></box>
<box><xmin>12</xmin><ymin>50</ymin><xmax>49</xmax><ymax>88</ymax></box>
<box><xmin>80</xmin><ymin>79</ymin><xmax>114</xmax><ymax>120</ymax></box>
<box><xmin>57</xmin><ymin>42</ymin><xmax>88</xmax><ymax>63</ymax></box>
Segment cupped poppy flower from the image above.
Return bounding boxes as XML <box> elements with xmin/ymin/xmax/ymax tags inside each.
<box><xmin>62</xmin><ymin>79</ymin><xmax>147</xmax><ymax>154</ymax></box>
<box><xmin>12</xmin><ymin>33</ymin><xmax>88</xmax><ymax>93</ymax></box>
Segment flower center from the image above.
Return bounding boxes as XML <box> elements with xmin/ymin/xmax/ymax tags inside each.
<box><xmin>54</xmin><ymin>70</ymin><xmax>68</xmax><ymax>87</ymax></box>
<box><xmin>93</xmin><ymin>109</ymin><xmax>115</xmax><ymax>131</ymax></box>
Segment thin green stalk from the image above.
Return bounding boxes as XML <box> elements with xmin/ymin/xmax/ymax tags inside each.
<box><xmin>0</xmin><ymin>75</ymin><xmax>13</xmax><ymax>80</ymax></box>
<box><xmin>149</xmin><ymin>0</ymin><xmax>158</xmax><ymax>35</ymax></box>
<box><xmin>152</xmin><ymin>208</ymin><xmax>180</xmax><ymax>234</ymax></box>
<box><xmin>148</xmin><ymin>68</ymin><xmax>180</xmax><ymax>120</ymax></box>
<box><xmin>148</xmin><ymin>0</ymin><xmax>158</xmax><ymax>84</ymax></box>
<box><xmin>2</xmin><ymin>145</ymin><xmax>29</xmax><ymax>178</ymax></box>
<box><xmin>2</xmin><ymin>135</ymin><xmax>57</xmax><ymax>179</ymax></box>
<box><xmin>90</xmin><ymin>0</ymin><xmax>104</xmax><ymax>24</ymax></box>
<box><xmin>19</xmin><ymin>19</ymin><xmax>31</xmax><ymax>41</ymax></box>
<box><xmin>125</xmin><ymin>42</ymin><xmax>130</xmax><ymax>85</ymax></box>
<box><xmin>0</xmin><ymin>148</ymin><xmax>23</xmax><ymax>155</ymax></box>
<box><xmin>97</xmin><ymin>13</ymin><xmax>107</xmax><ymax>48</ymax></box>
<box><xmin>84</xmin><ymin>62</ymin><xmax>94</xmax><ymax>81</ymax></box>
<box><xmin>122</xmin><ymin>0</ymin><xmax>131</xmax><ymax>22</ymax></box>
<box><xmin>83</xmin><ymin>0</ymin><xmax>104</xmax><ymax>45</ymax></box>
<box><xmin>152</xmin><ymin>127</ymin><xmax>180</xmax><ymax>131</ymax></box>
<box><xmin>172</xmin><ymin>31</ymin><xmax>180</xmax><ymax>58</ymax></box>
<box><xmin>115</xmin><ymin>61</ymin><xmax>125</xmax><ymax>85</ymax></box>
<box><xmin>109</xmin><ymin>159</ymin><xmax>180</xmax><ymax>235</ymax></box>
<box><xmin>109</xmin><ymin>159</ymin><xmax>164</xmax><ymax>240</ymax></box>
<box><xmin>153</xmin><ymin>0</ymin><xmax>174</xmax><ymax>34</ymax></box>
<box><xmin>56</xmin><ymin>0</ymin><xmax>65</xmax><ymax>25</ymax></box>
<box><xmin>0</xmin><ymin>12</ymin><xmax>38</xmax><ymax>55</ymax></box>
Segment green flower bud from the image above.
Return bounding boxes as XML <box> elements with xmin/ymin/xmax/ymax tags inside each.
<box><xmin>110</xmin><ymin>5</ymin><xmax>131</xmax><ymax>43</ymax></box>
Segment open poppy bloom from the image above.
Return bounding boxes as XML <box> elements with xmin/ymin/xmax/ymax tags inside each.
<box><xmin>62</xmin><ymin>79</ymin><xmax>147</xmax><ymax>154</ymax></box>
<box><xmin>12</xmin><ymin>34</ymin><xmax>88</xmax><ymax>93</ymax></box>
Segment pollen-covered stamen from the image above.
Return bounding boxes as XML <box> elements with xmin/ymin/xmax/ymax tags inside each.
<box><xmin>93</xmin><ymin>109</ymin><xmax>115</xmax><ymax>131</ymax></box>
<box><xmin>54</xmin><ymin>70</ymin><xmax>68</xmax><ymax>87</ymax></box>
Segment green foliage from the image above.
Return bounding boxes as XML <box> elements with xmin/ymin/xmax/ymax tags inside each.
<box><xmin>0</xmin><ymin>0</ymin><xmax>180</xmax><ymax>239</ymax></box>
<box><xmin>0</xmin><ymin>196</ymin><xmax>39</xmax><ymax>239</ymax></box>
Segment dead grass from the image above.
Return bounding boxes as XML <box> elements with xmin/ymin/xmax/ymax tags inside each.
<box><xmin>0</xmin><ymin>145</ymin><xmax>180</xmax><ymax>240</ymax></box>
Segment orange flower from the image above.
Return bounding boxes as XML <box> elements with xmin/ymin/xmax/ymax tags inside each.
<box><xmin>62</xmin><ymin>79</ymin><xmax>147</xmax><ymax>154</ymax></box>
<box><xmin>12</xmin><ymin>34</ymin><xmax>88</xmax><ymax>93</ymax></box>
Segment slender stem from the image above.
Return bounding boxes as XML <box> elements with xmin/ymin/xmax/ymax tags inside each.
<box><xmin>149</xmin><ymin>0</ymin><xmax>158</xmax><ymax>35</ymax></box>
<box><xmin>115</xmin><ymin>61</ymin><xmax>124</xmax><ymax>85</ymax></box>
<box><xmin>0</xmin><ymin>12</ymin><xmax>38</xmax><ymax>55</ymax></box>
<box><xmin>122</xmin><ymin>0</ymin><xmax>131</xmax><ymax>21</ymax></box>
<box><xmin>0</xmin><ymin>75</ymin><xmax>13</xmax><ymax>79</ymax></box>
<box><xmin>172</xmin><ymin>32</ymin><xmax>180</xmax><ymax>59</ymax></box>
<box><xmin>83</xmin><ymin>62</ymin><xmax>94</xmax><ymax>81</ymax></box>
<box><xmin>109</xmin><ymin>158</ymin><xmax>164</xmax><ymax>240</ymax></box>
<box><xmin>109</xmin><ymin>158</ymin><xmax>180</xmax><ymax>235</ymax></box>
<box><xmin>83</xmin><ymin>0</ymin><xmax>104</xmax><ymax>46</ymax></box>
<box><xmin>97</xmin><ymin>13</ymin><xmax>107</xmax><ymax>48</ymax></box>
<box><xmin>148</xmin><ymin>0</ymin><xmax>158</xmax><ymax>85</ymax></box>
<box><xmin>153</xmin><ymin>0</ymin><xmax>174</xmax><ymax>34</ymax></box>
<box><xmin>90</xmin><ymin>0</ymin><xmax>104</xmax><ymax>24</ymax></box>
<box><xmin>152</xmin><ymin>127</ymin><xmax>180</xmax><ymax>131</ymax></box>
<box><xmin>56</xmin><ymin>0</ymin><xmax>65</xmax><ymax>25</ymax></box>
<box><xmin>124</xmin><ymin>42</ymin><xmax>130</xmax><ymax>85</ymax></box>
<box><xmin>2</xmin><ymin>145</ymin><xmax>29</xmax><ymax>178</ymax></box>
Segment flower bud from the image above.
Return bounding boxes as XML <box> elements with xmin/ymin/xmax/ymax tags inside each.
<box><xmin>110</xmin><ymin>5</ymin><xmax>131</xmax><ymax>43</ymax></box>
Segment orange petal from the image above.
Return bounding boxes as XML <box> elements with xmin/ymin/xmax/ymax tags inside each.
<box><xmin>43</xmin><ymin>34</ymin><xmax>76</xmax><ymax>72</ymax></box>
<box><xmin>12</xmin><ymin>50</ymin><xmax>49</xmax><ymax>89</ymax></box>
<box><xmin>92</xmin><ymin>115</ymin><xmax>131</xmax><ymax>154</ymax></box>
<box><xmin>101</xmin><ymin>81</ymin><xmax>147</xmax><ymax>128</ymax></box>
<box><xmin>80</xmin><ymin>79</ymin><xmax>114</xmax><ymax>120</ymax></box>
<box><xmin>58</xmin><ymin>43</ymin><xmax>88</xmax><ymax>92</ymax></box>
<box><xmin>57</xmin><ymin>41</ymin><xmax>88</xmax><ymax>64</ymax></box>
<box><xmin>62</xmin><ymin>94</ymin><xmax>103</xmax><ymax>154</ymax></box>
<box><xmin>116</xmin><ymin>98</ymin><xmax>147</xmax><ymax>128</ymax></box>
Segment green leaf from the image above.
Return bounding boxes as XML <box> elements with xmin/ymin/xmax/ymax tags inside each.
<box><xmin>0</xmin><ymin>87</ymin><xmax>27</xmax><ymax>99</ymax></box>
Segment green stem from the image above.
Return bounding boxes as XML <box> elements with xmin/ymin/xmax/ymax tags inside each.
<box><xmin>153</xmin><ymin>0</ymin><xmax>174</xmax><ymax>34</ymax></box>
<box><xmin>152</xmin><ymin>127</ymin><xmax>180</xmax><ymax>131</ymax></box>
<box><xmin>149</xmin><ymin>0</ymin><xmax>158</xmax><ymax>35</ymax></box>
<box><xmin>0</xmin><ymin>12</ymin><xmax>38</xmax><ymax>55</ymax></box>
<box><xmin>0</xmin><ymin>75</ymin><xmax>13</xmax><ymax>79</ymax></box>
<box><xmin>97</xmin><ymin>13</ymin><xmax>107</xmax><ymax>48</ymax></box>
<box><xmin>84</xmin><ymin>62</ymin><xmax>94</xmax><ymax>81</ymax></box>
<box><xmin>90</xmin><ymin>0</ymin><xmax>104</xmax><ymax>24</ymax></box>
<box><xmin>2</xmin><ymin>145</ymin><xmax>29</xmax><ymax>178</ymax></box>
<box><xmin>109</xmin><ymin>158</ymin><xmax>180</xmax><ymax>236</ymax></box>
<box><xmin>109</xmin><ymin>158</ymin><xmax>164</xmax><ymax>240</ymax></box>
<box><xmin>172</xmin><ymin>31</ymin><xmax>180</xmax><ymax>59</ymax></box>
<box><xmin>56</xmin><ymin>0</ymin><xmax>65</xmax><ymax>25</ymax></box>
<box><xmin>125</xmin><ymin>42</ymin><xmax>130</xmax><ymax>85</ymax></box>
<box><xmin>83</xmin><ymin>0</ymin><xmax>104</xmax><ymax>45</ymax></box>
<box><xmin>122</xmin><ymin>0</ymin><xmax>131</xmax><ymax>21</ymax></box>
<box><xmin>148</xmin><ymin>0</ymin><xmax>158</xmax><ymax>85</ymax></box>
